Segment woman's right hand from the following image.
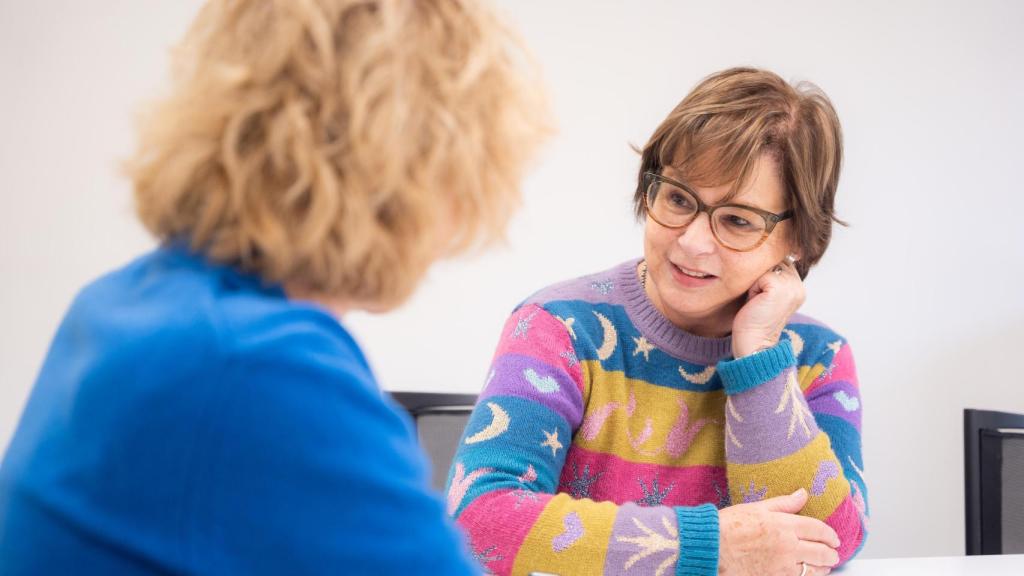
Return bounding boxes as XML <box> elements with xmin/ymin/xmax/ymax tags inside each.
<box><xmin>718</xmin><ymin>488</ymin><xmax>840</xmax><ymax>576</ymax></box>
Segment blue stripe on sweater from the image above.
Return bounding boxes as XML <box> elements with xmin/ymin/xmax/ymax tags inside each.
<box><xmin>447</xmin><ymin>395</ymin><xmax>571</xmax><ymax>518</ymax></box>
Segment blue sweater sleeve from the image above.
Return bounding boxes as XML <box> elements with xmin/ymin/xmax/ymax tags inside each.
<box><xmin>183</xmin><ymin>315</ymin><xmax>480</xmax><ymax>575</ymax></box>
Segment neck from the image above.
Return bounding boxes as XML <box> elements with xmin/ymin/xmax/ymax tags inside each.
<box><xmin>283</xmin><ymin>282</ymin><xmax>351</xmax><ymax>319</ymax></box>
<box><xmin>676</xmin><ymin>300</ymin><xmax>742</xmax><ymax>338</ymax></box>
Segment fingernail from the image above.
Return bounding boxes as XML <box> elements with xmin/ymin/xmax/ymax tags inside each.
<box><xmin>794</xmin><ymin>488</ymin><xmax>806</xmax><ymax>497</ymax></box>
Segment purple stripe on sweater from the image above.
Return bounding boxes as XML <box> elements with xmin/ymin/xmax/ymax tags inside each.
<box><xmin>524</xmin><ymin>267</ymin><xmax>635</xmax><ymax>308</ymax></box>
<box><xmin>479</xmin><ymin>353</ymin><xmax>584</xmax><ymax>428</ymax></box>
<box><xmin>807</xmin><ymin>380</ymin><xmax>862</xmax><ymax>433</ymax></box>
<box><xmin>725</xmin><ymin>368</ymin><xmax>821</xmax><ymax>464</ymax></box>
<box><xmin>603</xmin><ymin>502</ymin><xmax>679</xmax><ymax>575</ymax></box>
<box><xmin>524</xmin><ymin>259</ymin><xmax>736</xmax><ymax>364</ymax></box>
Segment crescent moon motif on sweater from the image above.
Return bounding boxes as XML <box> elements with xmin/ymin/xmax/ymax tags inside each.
<box><xmin>783</xmin><ymin>329</ymin><xmax>804</xmax><ymax>358</ymax></box>
<box><xmin>679</xmin><ymin>365</ymin><xmax>716</xmax><ymax>385</ymax></box>
<box><xmin>464</xmin><ymin>402</ymin><xmax>511</xmax><ymax>444</ymax></box>
<box><xmin>593</xmin><ymin>311</ymin><xmax>617</xmax><ymax>361</ymax></box>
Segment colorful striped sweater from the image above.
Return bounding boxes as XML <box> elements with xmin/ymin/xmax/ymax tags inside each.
<box><xmin>446</xmin><ymin>259</ymin><xmax>868</xmax><ymax>576</ymax></box>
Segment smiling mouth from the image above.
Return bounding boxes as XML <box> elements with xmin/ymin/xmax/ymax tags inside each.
<box><xmin>674</xmin><ymin>263</ymin><xmax>716</xmax><ymax>279</ymax></box>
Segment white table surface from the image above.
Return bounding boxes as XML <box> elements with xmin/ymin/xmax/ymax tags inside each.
<box><xmin>838</xmin><ymin>554</ymin><xmax>1024</xmax><ymax>575</ymax></box>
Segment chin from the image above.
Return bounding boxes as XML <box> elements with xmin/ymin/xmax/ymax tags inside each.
<box><xmin>670</xmin><ymin>288</ymin><xmax>742</xmax><ymax>321</ymax></box>
<box><xmin>663</xmin><ymin>293</ymin><xmax>717</xmax><ymax>319</ymax></box>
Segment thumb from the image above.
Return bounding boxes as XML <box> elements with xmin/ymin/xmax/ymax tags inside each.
<box><xmin>755</xmin><ymin>488</ymin><xmax>808</xmax><ymax>513</ymax></box>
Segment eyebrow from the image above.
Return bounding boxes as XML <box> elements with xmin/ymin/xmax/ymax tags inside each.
<box><xmin>659</xmin><ymin>170</ymin><xmax>784</xmax><ymax>213</ymax></box>
<box><xmin>659</xmin><ymin>171</ymin><xmax>744</xmax><ymax>207</ymax></box>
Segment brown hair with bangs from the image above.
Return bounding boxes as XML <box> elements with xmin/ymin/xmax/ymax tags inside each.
<box><xmin>634</xmin><ymin>67</ymin><xmax>844</xmax><ymax>278</ymax></box>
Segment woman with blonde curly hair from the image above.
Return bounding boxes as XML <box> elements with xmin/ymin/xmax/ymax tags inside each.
<box><xmin>0</xmin><ymin>0</ymin><xmax>548</xmax><ymax>574</ymax></box>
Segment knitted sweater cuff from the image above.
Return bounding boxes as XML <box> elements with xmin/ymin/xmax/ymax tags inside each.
<box><xmin>717</xmin><ymin>339</ymin><xmax>795</xmax><ymax>396</ymax></box>
<box><xmin>675</xmin><ymin>504</ymin><xmax>720</xmax><ymax>576</ymax></box>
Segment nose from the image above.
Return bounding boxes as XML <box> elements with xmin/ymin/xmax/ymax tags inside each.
<box><xmin>676</xmin><ymin>212</ymin><xmax>717</xmax><ymax>256</ymax></box>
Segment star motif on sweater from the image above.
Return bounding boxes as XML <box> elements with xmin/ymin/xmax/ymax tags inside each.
<box><xmin>827</xmin><ymin>340</ymin><xmax>843</xmax><ymax>355</ymax></box>
<box><xmin>561</xmin><ymin>461</ymin><xmax>604</xmax><ymax>499</ymax></box>
<box><xmin>512</xmin><ymin>489</ymin><xmax>540</xmax><ymax>509</ymax></box>
<box><xmin>472</xmin><ymin>544</ymin><xmax>504</xmax><ymax>573</ymax></box>
<box><xmin>741</xmin><ymin>480</ymin><xmax>768</xmax><ymax>504</ymax></box>
<box><xmin>616</xmin><ymin>515</ymin><xmax>679</xmax><ymax>576</ymax></box>
<box><xmin>635</xmin><ymin>474</ymin><xmax>676</xmax><ymax>507</ymax></box>
<box><xmin>632</xmin><ymin>336</ymin><xmax>655</xmax><ymax>362</ymax></box>
<box><xmin>559</xmin><ymin>349</ymin><xmax>579</xmax><ymax>368</ymax></box>
<box><xmin>713</xmin><ymin>481</ymin><xmax>732</xmax><ymax>508</ymax></box>
<box><xmin>541</xmin><ymin>429</ymin><xmax>563</xmax><ymax>457</ymax></box>
<box><xmin>512</xmin><ymin>310</ymin><xmax>538</xmax><ymax>339</ymax></box>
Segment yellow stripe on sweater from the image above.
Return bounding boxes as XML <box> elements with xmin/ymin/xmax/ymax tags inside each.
<box><xmin>576</xmin><ymin>361</ymin><xmax>726</xmax><ymax>467</ymax></box>
<box><xmin>798</xmin><ymin>363</ymin><xmax>827</xmax><ymax>391</ymax></box>
<box><xmin>727</xmin><ymin>432</ymin><xmax>850</xmax><ymax>519</ymax></box>
<box><xmin>512</xmin><ymin>493</ymin><xmax>618</xmax><ymax>576</ymax></box>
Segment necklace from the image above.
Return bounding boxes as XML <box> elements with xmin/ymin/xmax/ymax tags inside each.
<box><xmin>639</xmin><ymin>260</ymin><xmax>647</xmax><ymax>290</ymax></box>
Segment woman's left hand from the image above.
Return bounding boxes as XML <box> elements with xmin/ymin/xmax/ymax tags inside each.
<box><xmin>731</xmin><ymin>256</ymin><xmax>805</xmax><ymax>358</ymax></box>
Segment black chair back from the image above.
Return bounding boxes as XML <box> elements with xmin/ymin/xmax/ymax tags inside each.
<box><xmin>392</xmin><ymin>391</ymin><xmax>478</xmax><ymax>491</ymax></box>
<box><xmin>964</xmin><ymin>408</ymin><xmax>1024</xmax><ymax>555</ymax></box>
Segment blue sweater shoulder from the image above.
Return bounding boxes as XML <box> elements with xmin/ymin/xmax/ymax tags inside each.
<box><xmin>0</xmin><ymin>247</ymin><xmax>476</xmax><ymax>575</ymax></box>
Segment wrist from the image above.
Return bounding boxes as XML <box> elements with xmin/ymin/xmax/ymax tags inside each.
<box><xmin>732</xmin><ymin>336</ymin><xmax>780</xmax><ymax>359</ymax></box>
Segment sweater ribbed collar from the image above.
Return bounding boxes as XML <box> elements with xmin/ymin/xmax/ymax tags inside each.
<box><xmin>617</xmin><ymin>258</ymin><xmax>733</xmax><ymax>364</ymax></box>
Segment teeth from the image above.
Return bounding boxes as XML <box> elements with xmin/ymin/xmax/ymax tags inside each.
<box><xmin>679</xmin><ymin>267</ymin><xmax>710</xmax><ymax>278</ymax></box>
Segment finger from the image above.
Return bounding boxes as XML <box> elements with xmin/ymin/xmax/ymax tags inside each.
<box><xmin>766</xmin><ymin>258</ymin><xmax>800</xmax><ymax>284</ymax></box>
<box><xmin>789</xmin><ymin>515</ymin><xmax>840</xmax><ymax>548</ymax></box>
<box><xmin>754</xmin><ymin>488</ymin><xmax>808</xmax><ymax>513</ymax></box>
<box><xmin>754</xmin><ymin>265</ymin><xmax>785</xmax><ymax>293</ymax></box>
<box><xmin>767</xmin><ymin>257</ymin><xmax>806</xmax><ymax>305</ymax></box>
<box><xmin>747</xmin><ymin>282</ymin><xmax>765</xmax><ymax>302</ymax></box>
<box><xmin>772</xmin><ymin>260</ymin><xmax>797</xmax><ymax>277</ymax></box>
<box><xmin>799</xmin><ymin>565</ymin><xmax>832</xmax><ymax>576</ymax></box>
<box><xmin>773</xmin><ymin>253</ymin><xmax>802</xmax><ymax>275</ymax></box>
<box><xmin>796</xmin><ymin>540</ymin><xmax>840</xmax><ymax>568</ymax></box>
<box><xmin>755</xmin><ymin>489</ymin><xmax>808</xmax><ymax>513</ymax></box>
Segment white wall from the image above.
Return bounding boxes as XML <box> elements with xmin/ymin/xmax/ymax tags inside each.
<box><xmin>2</xmin><ymin>0</ymin><xmax>1023</xmax><ymax>561</ymax></box>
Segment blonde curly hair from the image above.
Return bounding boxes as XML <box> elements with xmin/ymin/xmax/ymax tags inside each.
<box><xmin>128</xmin><ymin>0</ymin><xmax>550</xmax><ymax>308</ymax></box>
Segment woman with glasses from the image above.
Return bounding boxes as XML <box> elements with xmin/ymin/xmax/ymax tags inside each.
<box><xmin>447</xmin><ymin>68</ymin><xmax>867</xmax><ymax>576</ymax></box>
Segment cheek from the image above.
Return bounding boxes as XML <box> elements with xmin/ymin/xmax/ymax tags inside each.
<box><xmin>719</xmin><ymin>253</ymin><xmax>772</xmax><ymax>292</ymax></box>
<box><xmin>643</xmin><ymin>220</ymin><xmax>674</xmax><ymax>256</ymax></box>
<box><xmin>722</xmin><ymin>231</ymin><xmax>792</xmax><ymax>285</ymax></box>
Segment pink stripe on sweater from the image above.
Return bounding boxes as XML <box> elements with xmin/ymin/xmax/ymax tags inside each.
<box><xmin>826</xmin><ymin>494</ymin><xmax>866</xmax><ymax>565</ymax></box>
<box><xmin>806</xmin><ymin>342</ymin><xmax>858</xmax><ymax>396</ymax></box>
<box><xmin>560</xmin><ymin>446</ymin><xmax>727</xmax><ymax>507</ymax></box>
<box><xmin>457</xmin><ymin>488</ymin><xmax>552</xmax><ymax>576</ymax></box>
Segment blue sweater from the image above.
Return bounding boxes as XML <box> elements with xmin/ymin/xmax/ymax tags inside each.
<box><xmin>0</xmin><ymin>246</ymin><xmax>478</xmax><ymax>575</ymax></box>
